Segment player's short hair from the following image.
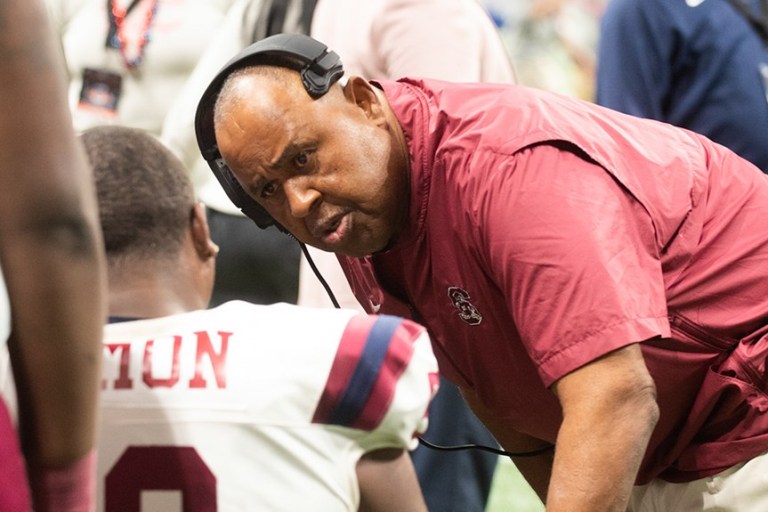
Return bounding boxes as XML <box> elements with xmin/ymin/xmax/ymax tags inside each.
<box><xmin>81</xmin><ymin>125</ymin><xmax>195</xmax><ymax>260</ymax></box>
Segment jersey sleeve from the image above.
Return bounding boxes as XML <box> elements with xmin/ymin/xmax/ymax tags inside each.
<box><xmin>483</xmin><ymin>143</ymin><xmax>669</xmax><ymax>386</ymax></box>
<box><xmin>311</xmin><ymin>314</ymin><xmax>438</xmax><ymax>452</ymax></box>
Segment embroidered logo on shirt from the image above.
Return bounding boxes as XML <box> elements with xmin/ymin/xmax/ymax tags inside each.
<box><xmin>448</xmin><ymin>287</ymin><xmax>483</xmax><ymax>326</ymax></box>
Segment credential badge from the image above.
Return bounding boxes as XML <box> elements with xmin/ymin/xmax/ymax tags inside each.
<box><xmin>448</xmin><ymin>286</ymin><xmax>483</xmax><ymax>326</ymax></box>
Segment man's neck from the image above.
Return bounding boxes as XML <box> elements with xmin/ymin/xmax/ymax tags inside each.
<box><xmin>107</xmin><ymin>266</ymin><xmax>208</xmax><ymax>319</ymax></box>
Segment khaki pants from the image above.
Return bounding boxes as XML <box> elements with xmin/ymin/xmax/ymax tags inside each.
<box><xmin>629</xmin><ymin>452</ymin><xmax>768</xmax><ymax>511</ymax></box>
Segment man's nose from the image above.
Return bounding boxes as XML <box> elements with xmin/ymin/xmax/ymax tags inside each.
<box><xmin>284</xmin><ymin>178</ymin><xmax>320</xmax><ymax>218</ymax></box>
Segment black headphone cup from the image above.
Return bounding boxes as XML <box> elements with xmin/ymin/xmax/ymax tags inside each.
<box><xmin>194</xmin><ymin>33</ymin><xmax>344</xmax><ymax>232</ymax></box>
<box><xmin>211</xmin><ymin>159</ymin><xmax>269</xmax><ymax>226</ymax></box>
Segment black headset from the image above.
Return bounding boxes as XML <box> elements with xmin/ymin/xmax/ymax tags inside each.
<box><xmin>194</xmin><ymin>33</ymin><xmax>344</xmax><ymax>232</ymax></box>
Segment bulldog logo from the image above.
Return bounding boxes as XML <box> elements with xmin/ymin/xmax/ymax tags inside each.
<box><xmin>448</xmin><ymin>286</ymin><xmax>483</xmax><ymax>326</ymax></box>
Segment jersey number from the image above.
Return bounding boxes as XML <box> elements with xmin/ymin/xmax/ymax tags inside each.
<box><xmin>105</xmin><ymin>446</ymin><xmax>216</xmax><ymax>511</ymax></box>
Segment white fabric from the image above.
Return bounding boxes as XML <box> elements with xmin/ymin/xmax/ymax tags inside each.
<box><xmin>161</xmin><ymin>0</ymin><xmax>302</xmax><ymax>212</ymax></box>
<box><xmin>46</xmin><ymin>0</ymin><xmax>238</xmax><ymax>135</ymax></box>
<box><xmin>629</xmin><ymin>452</ymin><xmax>768</xmax><ymax>512</ymax></box>
<box><xmin>97</xmin><ymin>301</ymin><xmax>437</xmax><ymax>511</ymax></box>
<box><xmin>0</xmin><ymin>265</ymin><xmax>9</xmax><ymax>350</ymax></box>
<box><xmin>0</xmin><ymin>266</ymin><xmax>13</xmax><ymax>420</ymax></box>
<box><xmin>311</xmin><ymin>0</ymin><xmax>515</xmax><ymax>83</ymax></box>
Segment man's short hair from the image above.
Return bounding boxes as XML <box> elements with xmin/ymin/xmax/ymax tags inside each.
<box><xmin>81</xmin><ymin>125</ymin><xmax>195</xmax><ymax>260</ymax></box>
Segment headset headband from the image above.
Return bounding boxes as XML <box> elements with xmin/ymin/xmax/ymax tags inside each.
<box><xmin>194</xmin><ymin>33</ymin><xmax>344</xmax><ymax>231</ymax></box>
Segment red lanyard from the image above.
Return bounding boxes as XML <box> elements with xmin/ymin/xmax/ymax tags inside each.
<box><xmin>105</xmin><ymin>0</ymin><xmax>158</xmax><ymax>69</ymax></box>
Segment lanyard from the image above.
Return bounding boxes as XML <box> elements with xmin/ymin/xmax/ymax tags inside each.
<box><xmin>105</xmin><ymin>0</ymin><xmax>158</xmax><ymax>68</ymax></box>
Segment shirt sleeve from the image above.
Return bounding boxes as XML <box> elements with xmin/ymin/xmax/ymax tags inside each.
<box><xmin>311</xmin><ymin>314</ymin><xmax>438</xmax><ymax>452</ymax></box>
<box><xmin>483</xmin><ymin>142</ymin><xmax>669</xmax><ymax>386</ymax></box>
<box><xmin>595</xmin><ymin>0</ymin><xmax>674</xmax><ymax>119</ymax></box>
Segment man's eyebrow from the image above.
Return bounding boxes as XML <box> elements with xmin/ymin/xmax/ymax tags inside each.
<box><xmin>244</xmin><ymin>141</ymin><xmax>301</xmax><ymax>195</ymax></box>
<box><xmin>267</xmin><ymin>142</ymin><xmax>301</xmax><ymax>170</ymax></box>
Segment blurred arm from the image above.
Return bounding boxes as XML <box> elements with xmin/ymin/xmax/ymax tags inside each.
<box><xmin>0</xmin><ymin>0</ymin><xmax>106</xmax><ymax>503</ymax></box>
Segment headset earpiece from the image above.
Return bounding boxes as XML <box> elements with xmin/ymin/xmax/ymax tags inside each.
<box><xmin>194</xmin><ymin>33</ymin><xmax>344</xmax><ymax>231</ymax></box>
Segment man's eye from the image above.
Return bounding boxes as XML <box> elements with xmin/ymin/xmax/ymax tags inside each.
<box><xmin>294</xmin><ymin>151</ymin><xmax>310</xmax><ymax>168</ymax></box>
<box><xmin>261</xmin><ymin>182</ymin><xmax>279</xmax><ymax>198</ymax></box>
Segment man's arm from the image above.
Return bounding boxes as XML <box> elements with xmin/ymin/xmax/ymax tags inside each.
<box><xmin>357</xmin><ymin>448</ymin><xmax>428</xmax><ymax>512</ymax></box>
<box><xmin>547</xmin><ymin>343</ymin><xmax>659</xmax><ymax>511</ymax></box>
<box><xmin>460</xmin><ymin>386</ymin><xmax>553</xmax><ymax>503</ymax></box>
<box><xmin>0</xmin><ymin>0</ymin><xmax>106</xmax><ymax>509</ymax></box>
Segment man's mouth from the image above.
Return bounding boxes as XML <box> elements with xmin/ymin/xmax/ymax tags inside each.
<box><xmin>316</xmin><ymin>213</ymin><xmax>350</xmax><ymax>246</ymax></box>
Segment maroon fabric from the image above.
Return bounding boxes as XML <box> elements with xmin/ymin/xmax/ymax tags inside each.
<box><xmin>29</xmin><ymin>449</ymin><xmax>95</xmax><ymax>512</ymax></box>
<box><xmin>0</xmin><ymin>397</ymin><xmax>31</xmax><ymax>511</ymax></box>
<box><xmin>339</xmin><ymin>78</ymin><xmax>768</xmax><ymax>483</ymax></box>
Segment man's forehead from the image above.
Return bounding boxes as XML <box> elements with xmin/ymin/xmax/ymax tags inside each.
<box><xmin>225</xmin><ymin>74</ymin><xmax>314</xmax><ymax>126</ymax></box>
<box><xmin>215</xmin><ymin>95</ymin><xmax>298</xmax><ymax>170</ymax></box>
<box><xmin>230</xmin><ymin>67</ymin><xmax>303</xmax><ymax>99</ymax></box>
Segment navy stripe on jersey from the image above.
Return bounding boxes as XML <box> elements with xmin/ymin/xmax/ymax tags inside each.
<box><xmin>312</xmin><ymin>315</ymin><xmax>415</xmax><ymax>430</ymax></box>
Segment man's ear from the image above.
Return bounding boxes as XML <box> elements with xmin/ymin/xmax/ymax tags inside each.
<box><xmin>343</xmin><ymin>75</ymin><xmax>386</xmax><ymax>125</ymax></box>
<box><xmin>190</xmin><ymin>202</ymin><xmax>219</xmax><ymax>260</ymax></box>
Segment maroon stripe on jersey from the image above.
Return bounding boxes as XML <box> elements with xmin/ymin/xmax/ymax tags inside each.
<box><xmin>312</xmin><ymin>315</ymin><xmax>371</xmax><ymax>425</ymax></box>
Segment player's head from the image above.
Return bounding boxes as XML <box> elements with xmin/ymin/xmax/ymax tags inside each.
<box><xmin>196</xmin><ymin>34</ymin><xmax>411</xmax><ymax>257</ymax></box>
<box><xmin>82</xmin><ymin>125</ymin><xmax>196</xmax><ymax>260</ymax></box>
<box><xmin>81</xmin><ymin>126</ymin><xmax>218</xmax><ymax>310</ymax></box>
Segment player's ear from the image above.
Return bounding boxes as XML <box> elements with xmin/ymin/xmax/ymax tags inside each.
<box><xmin>190</xmin><ymin>202</ymin><xmax>219</xmax><ymax>260</ymax></box>
<box><xmin>343</xmin><ymin>75</ymin><xmax>386</xmax><ymax>125</ymax></box>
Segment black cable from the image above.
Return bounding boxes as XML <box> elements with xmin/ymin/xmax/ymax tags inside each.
<box><xmin>418</xmin><ymin>437</ymin><xmax>554</xmax><ymax>458</ymax></box>
<box><xmin>299</xmin><ymin>242</ymin><xmax>340</xmax><ymax>308</ymax></box>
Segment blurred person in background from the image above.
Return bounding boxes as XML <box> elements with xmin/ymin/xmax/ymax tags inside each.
<box><xmin>483</xmin><ymin>0</ymin><xmax>606</xmax><ymax>100</ymax></box>
<box><xmin>45</xmin><ymin>0</ymin><xmax>239</xmax><ymax>135</ymax></box>
<box><xmin>596</xmin><ymin>0</ymin><xmax>768</xmax><ymax>173</ymax></box>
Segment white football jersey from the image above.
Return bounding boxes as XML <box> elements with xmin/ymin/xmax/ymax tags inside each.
<box><xmin>0</xmin><ymin>265</ymin><xmax>9</xmax><ymax>349</ymax></box>
<box><xmin>0</xmin><ymin>266</ymin><xmax>13</xmax><ymax>412</ymax></box>
<box><xmin>98</xmin><ymin>301</ymin><xmax>438</xmax><ymax>511</ymax></box>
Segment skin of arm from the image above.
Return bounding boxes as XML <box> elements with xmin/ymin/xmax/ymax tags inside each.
<box><xmin>547</xmin><ymin>343</ymin><xmax>659</xmax><ymax>511</ymax></box>
<box><xmin>463</xmin><ymin>343</ymin><xmax>658</xmax><ymax>509</ymax></box>
<box><xmin>460</xmin><ymin>387</ymin><xmax>554</xmax><ymax>503</ymax></box>
<box><xmin>0</xmin><ymin>0</ymin><xmax>106</xmax><ymax>475</ymax></box>
<box><xmin>356</xmin><ymin>448</ymin><xmax>428</xmax><ymax>512</ymax></box>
